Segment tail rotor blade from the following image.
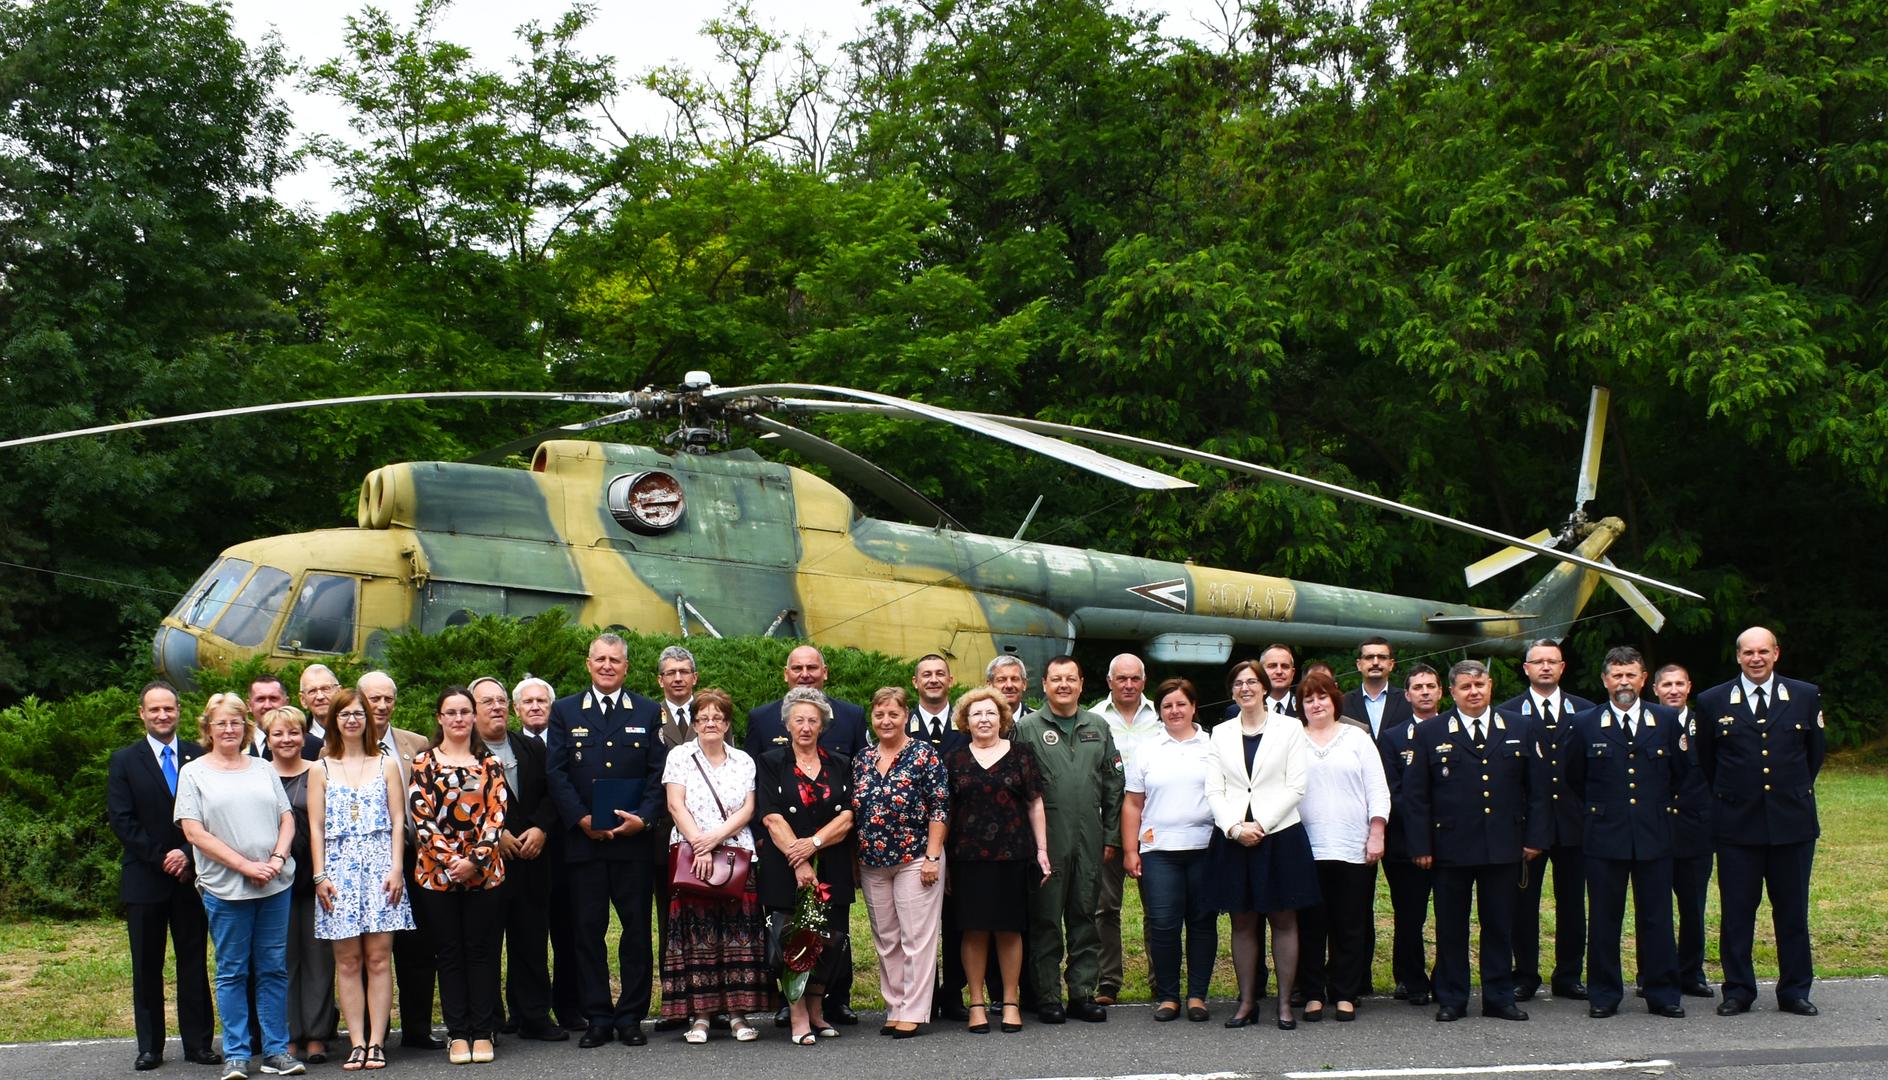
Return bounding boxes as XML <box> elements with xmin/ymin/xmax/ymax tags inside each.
<box><xmin>1464</xmin><ymin>530</ymin><xmax>1553</xmax><ymax>587</ymax></box>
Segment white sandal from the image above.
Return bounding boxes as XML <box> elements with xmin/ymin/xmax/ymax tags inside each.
<box><xmin>685</xmin><ymin>1018</ymin><xmax>710</xmax><ymax>1044</ymax></box>
<box><xmin>731</xmin><ymin>1018</ymin><xmax>759</xmax><ymax>1042</ymax></box>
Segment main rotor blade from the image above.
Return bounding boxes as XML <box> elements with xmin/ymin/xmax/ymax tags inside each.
<box><xmin>1576</xmin><ymin>386</ymin><xmax>1609</xmax><ymax>508</ymax></box>
<box><xmin>742</xmin><ymin>415</ymin><xmax>966</xmax><ymax>531</ymax></box>
<box><xmin>1601</xmin><ymin>559</ymin><xmax>1667</xmax><ymax>632</ymax></box>
<box><xmin>1464</xmin><ymin>529</ymin><xmax>1553</xmax><ymax>588</ymax></box>
<box><xmin>966</xmin><ymin>409</ymin><xmax>1704</xmax><ymax>601</ymax></box>
<box><xmin>2</xmin><ymin>391</ymin><xmax>631</xmax><ymax>451</ymax></box>
<box><xmin>710</xmin><ymin>383</ymin><xmax>1192</xmax><ymax>492</ymax></box>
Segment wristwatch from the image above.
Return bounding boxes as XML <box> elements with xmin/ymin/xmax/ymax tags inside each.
<box><xmin>811</xmin><ymin>836</ymin><xmax>823</xmax><ymax>849</ymax></box>
<box><xmin>923</xmin><ymin>854</ymin><xmax>940</xmax><ymax>863</ymax></box>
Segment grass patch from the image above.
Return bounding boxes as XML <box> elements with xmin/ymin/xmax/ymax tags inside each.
<box><xmin>5</xmin><ymin>762</ymin><xmax>1883</xmax><ymax>1040</ymax></box>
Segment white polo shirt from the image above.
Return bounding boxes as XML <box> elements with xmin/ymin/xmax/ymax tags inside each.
<box><xmin>1122</xmin><ymin>726</ymin><xmax>1216</xmax><ymax>852</ymax></box>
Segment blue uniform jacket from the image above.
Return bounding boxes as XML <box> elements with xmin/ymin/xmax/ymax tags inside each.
<box><xmin>544</xmin><ymin>688</ymin><xmax>670</xmax><ymax>862</ymax></box>
<box><xmin>1404</xmin><ymin>707</ymin><xmax>1551</xmax><ymax>866</ymax></box>
<box><xmin>1693</xmin><ymin>675</ymin><xmax>1824</xmax><ymax>846</ymax></box>
<box><xmin>1378</xmin><ymin>714</ymin><xmax>1432</xmax><ymax>863</ymax></box>
<box><xmin>1670</xmin><ymin>704</ymin><xmax>1713</xmax><ymax>859</ymax></box>
<box><xmin>1564</xmin><ymin>701</ymin><xmax>1687</xmax><ymax>861</ymax></box>
<box><xmin>1499</xmin><ymin>690</ymin><xmax>1595</xmax><ymax>847</ymax></box>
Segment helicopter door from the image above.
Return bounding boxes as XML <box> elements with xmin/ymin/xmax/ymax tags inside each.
<box><xmin>419</xmin><ymin>581</ymin><xmax>588</xmax><ymax>633</ymax></box>
<box><xmin>278</xmin><ymin>573</ymin><xmax>359</xmax><ymax>656</ymax></box>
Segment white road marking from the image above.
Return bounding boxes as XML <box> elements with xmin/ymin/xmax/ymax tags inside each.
<box><xmin>1283</xmin><ymin>1062</ymin><xmax>1675</xmax><ymax>1079</ymax></box>
<box><xmin>1021</xmin><ymin>1074</ymin><xmax>1247</xmax><ymax>1080</ymax></box>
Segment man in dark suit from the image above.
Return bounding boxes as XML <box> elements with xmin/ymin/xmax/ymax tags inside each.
<box><xmin>513</xmin><ymin>676</ymin><xmax>582</xmax><ymax>1029</ymax></box>
<box><xmin>1379</xmin><ymin>663</ymin><xmax>1441</xmax><ymax>1007</ymax></box>
<box><xmin>107</xmin><ymin>681</ymin><xmax>219</xmax><ymax>1071</ymax></box>
<box><xmin>1565</xmin><ymin>647</ymin><xmax>1687</xmax><ymax>1019</ymax></box>
<box><xmin>744</xmin><ymin>644</ymin><xmax>867</xmax><ymax>1025</ymax></box>
<box><xmin>245</xmin><ymin>674</ymin><xmax>322</xmax><ymax>760</ymax></box>
<box><xmin>649</xmin><ymin>645</ymin><xmax>700</xmax><ymax>1032</ymax></box>
<box><xmin>1498</xmin><ymin>638</ymin><xmax>1595</xmax><ymax>1001</ymax></box>
<box><xmin>544</xmin><ymin>633</ymin><xmax>670</xmax><ymax>1048</ymax></box>
<box><xmin>1406</xmin><ymin>659</ymin><xmax>1550</xmax><ymax>1022</ymax></box>
<box><xmin>1653</xmin><ymin>663</ymin><xmax>1717</xmax><ymax>998</ymax></box>
<box><xmin>470</xmin><ymin>677</ymin><xmax>567</xmax><ymax>1041</ymax></box>
<box><xmin>296</xmin><ymin>665</ymin><xmax>341</xmax><ymax>744</ymax></box>
<box><xmin>1345</xmin><ymin>637</ymin><xmax>1414</xmax><ymax>742</ymax></box>
<box><xmin>1695</xmin><ymin>626</ymin><xmax>1824</xmax><ymax>1017</ymax></box>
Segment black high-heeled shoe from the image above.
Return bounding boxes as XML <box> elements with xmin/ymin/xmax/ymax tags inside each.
<box><xmin>1277</xmin><ymin>1014</ymin><xmax>1297</xmax><ymax>1031</ymax></box>
<box><xmin>999</xmin><ymin>1003</ymin><xmax>1023</xmax><ymax>1033</ymax></box>
<box><xmin>967</xmin><ymin>1004</ymin><xmax>990</xmax><ymax>1034</ymax></box>
<box><xmin>1223</xmin><ymin>1011</ymin><xmax>1255</xmax><ymax>1029</ymax></box>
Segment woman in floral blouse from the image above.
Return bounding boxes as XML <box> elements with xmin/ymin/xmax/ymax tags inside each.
<box><xmin>942</xmin><ymin>687</ymin><xmax>1050</xmax><ymax>1035</ymax></box>
<box><xmin>407</xmin><ymin>686</ymin><xmax>507</xmax><ymax>1065</ymax></box>
<box><xmin>852</xmin><ymin>687</ymin><xmax>950</xmax><ymax>1038</ymax></box>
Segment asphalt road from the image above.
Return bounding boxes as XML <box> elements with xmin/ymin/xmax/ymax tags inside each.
<box><xmin>7</xmin><ymin>978</ymin><xmax>1886</xmax><ymax>1080</ymax></box>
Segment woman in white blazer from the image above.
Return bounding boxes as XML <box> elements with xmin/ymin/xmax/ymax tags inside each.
<box><xmin>1206</xmin><ymin>658</ymin><xmax>1319</xmax><ymax>1030</ymax></box>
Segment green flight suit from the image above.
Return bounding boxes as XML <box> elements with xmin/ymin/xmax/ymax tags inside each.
<box><xmin>1015</xmin><ymin>706</ymin><xmax>1125</xmax><ymax>1007</ymax></box>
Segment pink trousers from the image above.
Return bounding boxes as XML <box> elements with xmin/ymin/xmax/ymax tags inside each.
<box><xmin>860</xmin><ymin>857</ymin><xmax>947</xmax><ymax>1023</ymax></box>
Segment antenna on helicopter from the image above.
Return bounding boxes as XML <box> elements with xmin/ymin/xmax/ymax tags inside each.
<box><xmin>1013</xmin><ymin>495</ymin><xmax>1044</xmax><ymax>541</ymax></box>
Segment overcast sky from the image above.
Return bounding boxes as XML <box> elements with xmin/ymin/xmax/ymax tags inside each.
<box><xmin>219</xmin><ymin>0</ymin><xmax>1220</xmax><ymax>211</ymax></box>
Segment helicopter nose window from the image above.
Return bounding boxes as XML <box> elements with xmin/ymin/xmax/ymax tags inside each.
<box><xmin>212</xmin><ymin>566</ymin><xmax>292</xmax><ymax>647</ymax></box>
<box><xmin>172</xmin><ymin>557</ymin><xmax>254</xmax><ymax>629</ymax></box>
<box><xmin>279</xmin><ymin>574</ymin><xmax>358</xmax><ymax>655</ymax></box>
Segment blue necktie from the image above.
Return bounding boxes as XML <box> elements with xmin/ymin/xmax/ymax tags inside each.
<box><xmin>161</xmin><ymin>745</ymin><xmax>178</xmax><ymax>795</ymax></box>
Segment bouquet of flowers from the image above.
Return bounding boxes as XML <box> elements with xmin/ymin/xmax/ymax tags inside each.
<box><xmin>781</xmin><ymin>880</ymin><xmax>833</xmax><ymax>1002</ymax></box>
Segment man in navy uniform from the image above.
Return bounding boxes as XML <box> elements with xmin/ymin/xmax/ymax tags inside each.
<box><xmin>1406</xmin><ymin>659</ymin><xmax>1549</xmax><ymax>1022</ymax></box>
<box><xmin>744</xmin><ymin>644</ymin><xmax>867</xmax><ymax>1025</ymax></box>
<box><xmin>108</xmin><ymin>681</ymin><xmax>219</xmax><ymax>1071</ymax></box>
<box><xmin>1566</xmin><ymin>647</ymin><xmax>1687</xmax><ymax>1019</ymax></box>
<box><xmin>1380</xmin><ymin>662</ymin><xmax>1441</xmax><ymax>1007</ymax></box>
<box><xmin>1694</xmin><ymin>626</ymin><xmax>1824</xmax><ymax>1017</ymax></box>
<box><xmin>1499</xmin><ymin>638</ymin><xmax>1595</xmax><ymax>1001</ymax></box>
<box><xmin>1653</xmin><ymin>663</ymin><xmax>1717</xmax><ymax>998</ymax></box>
<box><xmin>545</xmin><ymin>633</ymin><xmax>670</xmax><ymax>1047</ymax></box>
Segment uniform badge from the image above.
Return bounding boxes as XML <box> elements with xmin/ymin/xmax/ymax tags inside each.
<box><xmin>1719</xmin><ymin>715</ymin><xmax>1734</xmax><ymax>727</ymax></box>
<box><xmin>1520</xmin><ymin>699</ymin><xmax>1533</xmax><ymax>715</ymax></box>
<box><xmin>1679</xmin><ymin>734</ymin><xmax>1688</xmax><ymax>751</ymax></box>
<box><xmin>1113</xmin><ymin>755</ymin><xmax>1124</xmax><ymax>771</ymax></box>
<box><xmin>627</xmin><ymin>726</ymin><xmax>647</xmax><ymax>735</ymax></box>
<box><xmin>1817</xmin><ymin>712</ymin><xmax>1826</xmax><ymax>729</ymax></box>
<box><xmin>571</xmin><ymin>726</ymin><xmax>590</xmax><ymax>738</ymax></box>
<box><xmin>1436</xmin><ymin>742</ymin><xmax>1454</xmax><ymax>753</ymax></box>
<box><xmin>583</xmin><ymin>693</ymin><xmax>594</xmax><ymax>709</ymax></box>
<box><xmin>1448</xmin><ymin>719</ymin><xmax>1460</xmax><ymax>734</ymax></box>
<box><xmin>1494</xmin><ymin>716</ymin><xmax>1507</xmax><ymax>731</ymax></box>
<box><xmin>1042</xmin><ymin>730</ymin><xmax>1061</xmax><ymax>746</ymax></box>
<box><xmin>1729</xmin><ymin>689</ymin><xmax>1742</xmax><ymax>706</ymax></box>
<box><xmin>1534</xmin><ymin>740</ymin><xmax>1543</xmax><ymax>757</ymax></box>
<box><xmin>1778</xmin><ymin>685</ymin><xmax>1791</xmax><ymax>702</ymax></box>
<box><xmin>1441</xmin><ymin>766</ymin><xmax>1450</xmax><ymax>778</ymax></box>
<box><xmin>1402</xmin><ymin>749</ymin><xmax>1415</xmax><ymax>765</ymax></box>
<box><xmin>1645</xmin><ymin>715</ymin><xmax>1656</xmax><ymax>728</ymax></box>
<box><xmin>1601</xmin><ymin>714</ymin><xmax>1612</xmax><ymax>728</ymax></box>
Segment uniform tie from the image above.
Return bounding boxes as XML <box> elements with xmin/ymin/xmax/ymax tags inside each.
<box><xmin>161</xmin><ymin>745</ymin><xmax>178</xmax><ymax>795</ymax></box>
<box><xmin>1751</xmin><ymin>686</ymin><xmax>1768</xmax><ymax>722</ymax></box>
<box><xmin>1539</xmin><ymin>697</ymin><xmax>1556</xmax><ymax>726</ymax></box>
<box><xmin>1623</xmin><ymin>710</ymin><xmax>1636</xmax><ymax>739</ymax></box>
<box><xmin>1273</xmin><ymin>698</ymin><xmax>1288</xmax><ymax>716</ymax></box>
<box><xmin>1470</xmin><ymin>717</ymin><xmax>1485</xmax><ymax>748</ymax></box>
<box><xmin>598</xmin><ymin>693</ymin><xmax>612</xmax><ymax>718</ymax></box>
<box><xmin>931</xmin><ymin>716</ymin><xmax>945</xmax><ymax>742</ymax></box>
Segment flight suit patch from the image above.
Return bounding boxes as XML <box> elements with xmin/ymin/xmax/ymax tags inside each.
<box><xmin>1078</xmin><ymin>729</ymin><xmax>1102</xmax><ymax>742</ymax></box>
<box><xmin>1042</xmin><ymin>730</ymin><xmax>1060</xmax><ymax>746</ymax></box>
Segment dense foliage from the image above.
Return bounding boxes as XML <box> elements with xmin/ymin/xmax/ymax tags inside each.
<box><xmin>0</xmin><ymin>615</ymin><xmax>916</xmax><ymax>917</ymax></box>
<box><xmin>2</xmin><ymin>0</ymin><xmax>1883</xmax><ymax>746</ymax></box>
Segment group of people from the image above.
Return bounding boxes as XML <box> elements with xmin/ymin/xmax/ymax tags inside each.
<box><xmin>108</xmin><ymin>626</ymin><xmax>1825</xmax><ymax>1075</ymax></box>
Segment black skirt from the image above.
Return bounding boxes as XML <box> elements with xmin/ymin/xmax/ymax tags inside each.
<box><xmin>1209</xmin><ymin>821</ymin><xmax>1321</xmax><ymax>914</ymax></box>
<box><xmin>950</xmin><ymin>859</ymin><xmax>1031</xmax><ymax>933</ymax></box>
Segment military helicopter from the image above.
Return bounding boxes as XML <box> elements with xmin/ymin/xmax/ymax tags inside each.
<box><xmin>4</xmin><ymin>377</ymin><xmax>1698</xmax><ymax>688</ymax></box>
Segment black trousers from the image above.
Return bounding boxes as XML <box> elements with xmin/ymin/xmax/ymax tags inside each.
<box><xmin>1383</xmin><ymin>858</ymin><xmax>1433</xmax><ymax>996</ymax></box>
<box><xmin>1672</xmin><ymin>852</ymin><xmax>1713</xmax><ymax>988</ymax></box>
<box><xmin>1585</xmin><ymin>854</ymin><xmax>1678</xmax><ymax>1011</ymax></box>
<box><xmin>394</xmin><ymin>847</ymin><xmax>439</xmax><ymax>1039</ymax></box>
<box><xmin>1513</xmin><ymin>842</ymin><xmax>1584</xmax><ymax>991</ymax></box>
<box><xmin>571</xmin><ymin>857</ymin><xmax>655</xmax><ymax>1026</ymax></box>
<box><xmin>1296</xmin><ymin>860</ymin><xmax>1377</xmax><ymax>1005</ymax></box>
<box><xmin>1432</xmin><ymin>861</ymin><xmax>1520</xmax><ymax>1011</ymax></box>
<box><xmin>500</xmin><ymin>854</ymin><xmax>555</xmax><ymax>1026</ymax></box>
<box><xmin>414</xmin><ymin>887</ymin><xmax>505</xmax><ymax>1041</ymax></box>
<box><xmin>126</xmin><ymin>890</ymin><xmax>214</xmax><ymax>1055</ymax></box>
<box><xmin>1716</xmin><ymin>840</ymin><xmax>1815</xmax><ymax>1006</ymax></box>
<box><xmin>547</xmin><ymin>848</ymin><xmax>583</xmax><ymax>1025</ymax></box>
<box><xmin>825</xmin><ymin>901</ymin><xmax>855</xmax><ymax>1012</ymax></box>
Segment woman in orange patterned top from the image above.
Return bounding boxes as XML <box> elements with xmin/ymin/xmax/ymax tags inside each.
<box><xmin>407</xmin><ymin>686</ymin><xmax>508</xmax><ymax>1065</ymax></box>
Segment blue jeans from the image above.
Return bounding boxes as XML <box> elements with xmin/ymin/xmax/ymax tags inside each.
<box><xmin>1139</xmin><ymin>848</ymin><xmax>1217</xmax><ymax>1002</ymax></box>
<box><xmin>202</xmin><ymin>889</ymin><xmax>291</xmax><ymax>1061</ymax></box>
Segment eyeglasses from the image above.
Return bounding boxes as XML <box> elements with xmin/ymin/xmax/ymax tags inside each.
<box><xmin>439</xmin><ymin>708</ymin><xmax>476</xmax><ymax>719</ymax></box>
<box><xmin>1526</xmin><ymin>658</ymin><xmax>1565</xmax><ymax>666</ymax></box>
<box><xmin>1360</xmin><ymin>653</ymin><xmax>1393</xmax><ymax>662</ymax></box>
<box><xmin>1230</xmin><ymin>678</ymin><xmax>1263</xmax><ymax>689</ymax></box>
<box><xmin>335</xmin><ymin>708</ymin><xmax>367</xmax><ymax>720</ymax></box>
<box><xmin>474</xmin><ymin>696</ymin><xmax>508</xmax><ymax>708</ymax></box>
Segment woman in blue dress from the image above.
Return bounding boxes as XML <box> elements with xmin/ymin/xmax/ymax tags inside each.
<box><xmin>309</xmin><ymin>688</ymin><xmax>413</xmax><ymax>1072</ymax></box>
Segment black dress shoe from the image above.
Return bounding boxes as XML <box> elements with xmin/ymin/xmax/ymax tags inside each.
<box><xmin>558</xmin><ymin>1016</ymin><xmax>588</xmax><ymax>1031</ymax></box>
<box><xmin>1393</xmin><ymin>982</ymin><xmax>1409</xmax><ymax>1000</ymax></box>
<box><xmin>1482</xmin><ymin>1003</ymin><xmax>1529</xmax><ymax>1021</ymax></box>
<box><xmin>135</xmin><ymin>1051</ymin><xmax>163</xmax><ymax>1071</ymax></box>
<box><xmin>1717</xmin><ymin>999</ymin><xmax>1751</xmax><ymax>1016</ymax></box>
<box><xmin>827</xmin><ymin>1003</ymin><xmax>860</xmax><ymax>1025</ymax></box>
<box><xmin>773</xmin><ymin>1005</ymin><xmax>791</xmax><ymax>1028</ymax></box>
<box><xmin>1407</xmin><ymin>991</ymin><xmax>1433</xmax><ymax>1007</ymax></box>
<box><xmin>518</xmin><ymin>1021</ymin><xmax>571</xmax><ymax>1041</ymax></box>
<box><xmin>1515</xmin><ymin>980</ymin><xmax>1540</xmax><ymax>1002</ymax></box>
<box><xmin>618</xmin><ymin>1025</ymin><xmax>647</xmax><ymax>1046</ymax></box>
<box><xmin>1553</xmin><ymin>981</ymin><xmax>1589</xmax><ymax>1000</ymax></box>
<box><xmin>1682</xmin><ymin>981</ymin><xmax>1715</xmax><ymax>998</ymax></box>
<box><xmin>1779</xmin><ymin>999</ymin><xmax>1819</xmax><ymax>1016</ymax></box>
<box><xmin>1222</xmin><ymin>1012</ymin><xmax>1254</xmax><ymax>1029</ymax></box>
<box><xmin>578</xmin><ymin>1026</ymin><xmax>615</xmax><ymax>1048</ymax></box>
<box><xmin>1435</xmin><ymin>1006</ymin><xmax>1463</xmax><ymax>1022</ymax></box>
<box><xmin>1588</xmin><ymin>1005</ymin><xmax>1617</xmax><ymax>1018</ymax></box>
<box><xmin>184</xmin><ymin>1048</ymin><xmax>223</xmax><ymax>1065</ymax></box>
<box><xmin>400</xmin><ymin>1034</ymin><xmax>446</xmax><ymax>1051</ymax></box>
<box><xmin>936</xmin><ymin>1000</ymin><xmax>970</xmax><ymax>1022</ymax></box>
<box><xmin>1037</xmin><ymin>1004</ymin><xmax>1067</xmax><ymax>1025</ymax></box>
<box><xmin>1068</xmin><ymin>998</ymin><xmax>1108</xmax><ymax>1022</ymax></box>
<box><xmin>1276</xmin><ymin>1015</ymin><xmax>1297</xmax><ymax>1030</ymax></box>
<box><xmin>1650</xmin><ymin>1003</ymin><xmax>1686</xmax><ymax>1018</ymax></box>
<box><xmin>652</xmin><ymin>1016</ymin><xmax>687</xmax><ymax>1032</ymax></box>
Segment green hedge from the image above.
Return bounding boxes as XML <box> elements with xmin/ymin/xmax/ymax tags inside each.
<box><xmin>0</xmin><ymin>611</ymin><xmax>921</xmax><ymax>918</ymax></box>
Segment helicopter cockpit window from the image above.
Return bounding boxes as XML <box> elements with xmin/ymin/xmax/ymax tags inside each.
<box><xmin>212</xmin><ymin>566</ymin><xmax>292</xmax><ymax>648</ymax></box>
<box><xmin>175</xmin><ymin>557</ymin><xmax>254</xmax><ymax>629</ymax></box>
<box><xmin>279</xmin><ymin>574</ymin><xmax>357</xmax><ymax>655</ymax></box>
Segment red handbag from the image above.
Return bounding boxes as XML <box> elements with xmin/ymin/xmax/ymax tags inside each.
<box><xmin>667</xmin><ymin>753</ymin><xmax>752</xmax><ymax>900</ymax></box>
